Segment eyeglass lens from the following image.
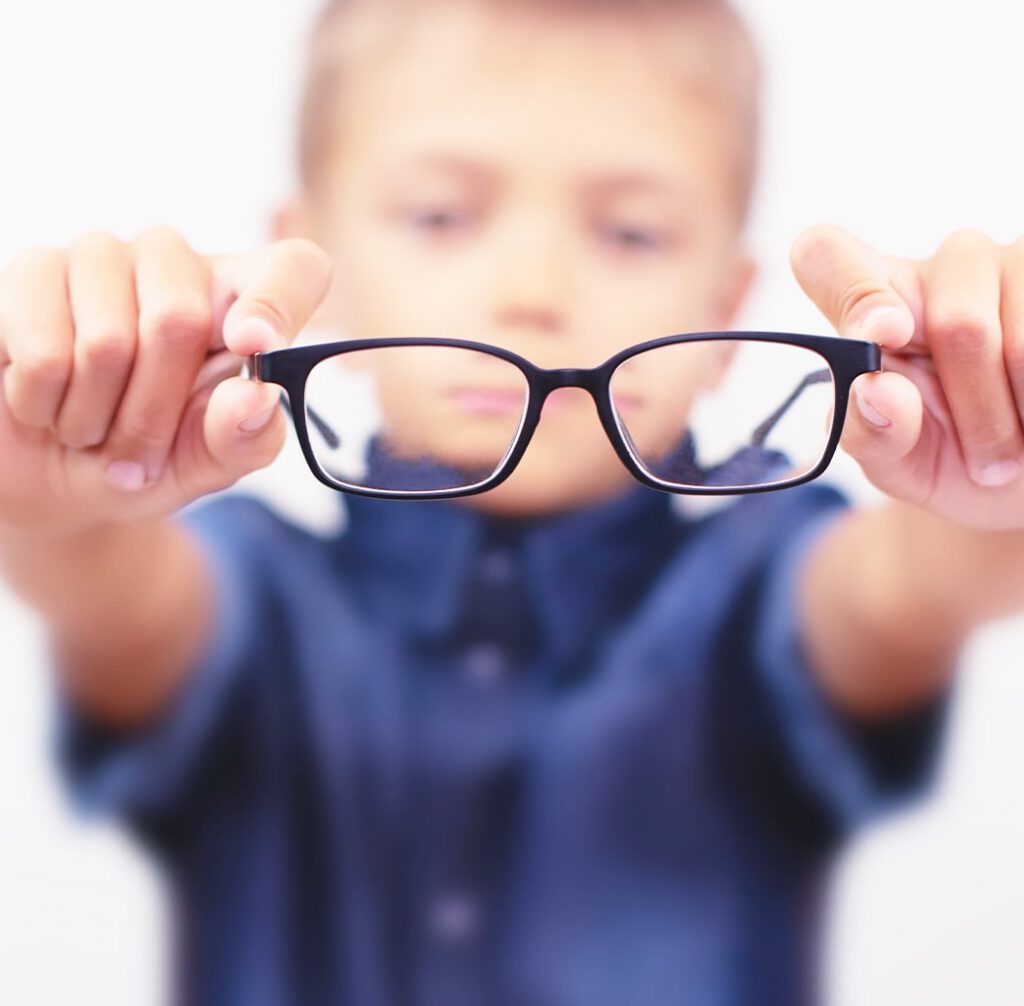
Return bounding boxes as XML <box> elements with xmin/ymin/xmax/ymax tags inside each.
<box><xmin>609</xmin><ymin>340</ymin><xmax>834</xmax><ymax>490</ymax></box>
<box><xmin>304</xmin><ymin>344</ymin><xmax>530</xmax><ymax>492</ymax></box>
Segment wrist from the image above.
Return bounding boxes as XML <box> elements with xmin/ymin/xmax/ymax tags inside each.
<box><xmin>0</xmin><ymin>517</ymin><xmax>176</xmax><ymax>631</ymax></box>
<box><xmin>882</xmin><ymin>499</ymin><xmax>1024</xmax><ymax>628</ymax></box>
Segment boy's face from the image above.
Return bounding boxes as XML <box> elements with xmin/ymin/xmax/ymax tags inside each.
<box><xmin>281</xmin><ymin>2</ymin><xmax>757</xmax><ymax>515</ymax></box>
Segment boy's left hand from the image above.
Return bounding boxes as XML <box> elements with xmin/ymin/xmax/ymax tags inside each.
<box><xmin>791</xmin><ymin>224</ymin><xmax>1024</xmax><ymax>530</ymax></box>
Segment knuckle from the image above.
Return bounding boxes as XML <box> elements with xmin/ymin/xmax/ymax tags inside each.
<box><xmin>78</xmin><ymin>326</ymin><xmax>136</xmax><ymax>372</ymax></box>
<box><xmin>68</xmin><ymin>230</ymin><xmax>123</xmax><ymax>258</ymax></box>
<box><xmin>16</xmin><ymin>346</ymin><xmax>70</xmax><ymax>393</ymax></box>
<box><xmin>241</xmin><ymin>296</ymin><xmax>291</xmax><ymax>335</ymax></box>
<box><xmin>1008</xmin><ymin>236</ymin><xmax>1024</xmax><ymax>269</ymax></box>
<box><xmin>968</xmin><ymin>424</ymin><xmax>1022</xmax><ymax>457</ymax></box>
<box><xmin>113</xmin><ymin>414</ymin><xmax>171</xmax><ymax>455</ymax></box>
<box><xmin>929</xmin><ymin>310</ymin><xmax>994</xmax><ymax>356</ymax></box>
<box><xmin>55</xmin><ymin>417</ymin><xmax>107</xmax><ymax>450</ymax></box>
<box><xmin>937</xmin><ymin>227</ymin><xmax>994</xmax><ymax>256</ymax></box>
<box><xmin>139</xmin><ymin>302</ymin><xmax>213</xmax><ymax>350</ymax></box>
<box><xmin>11</xmin><ymin>244</ymin><xmax>64</xmax><ymax>279</ymax></box>
<box><xmin>4</xmin><ymin>386</ymin><xmax>44</xmax><ymax>429</ymax></box>
<box><xmin>835</xmin><ymin>279</ymin><xmax>887</xmax><ymax>325</ymax></box>
<box><xmin>1003</xmin><ymin>338</ymin><xmax>1024</xmax><ymax>376</ymax></box>
<box><xmin>133</xmin><ymin>223</ymin><xmax>186</xmax><ymax>249</ymax></box>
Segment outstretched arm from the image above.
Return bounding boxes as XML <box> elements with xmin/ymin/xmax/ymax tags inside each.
<box><xmin>790</xmin><ymin>224</ymin><xmax>1024</xmax><ymax>717</ymax></box>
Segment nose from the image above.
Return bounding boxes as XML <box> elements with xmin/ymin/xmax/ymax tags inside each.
<box><xmin>490</xmin><ymin>215</ymin><xmax>575</xmax><ymax>336</ymax></box>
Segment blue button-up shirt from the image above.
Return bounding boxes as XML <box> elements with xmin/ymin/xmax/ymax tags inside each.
<box><xmin>56</xmin><ymin>477</ymin><xmax>946</xmax><ymax>1006</ymax></box>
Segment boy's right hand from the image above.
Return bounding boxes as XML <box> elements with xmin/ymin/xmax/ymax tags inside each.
<box><xmin>0</xmin><ymin>227</ymin><xmax>333</xmax><ymax>535</ymax></box>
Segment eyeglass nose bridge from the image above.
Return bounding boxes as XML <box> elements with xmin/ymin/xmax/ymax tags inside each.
<box><xmin>537</xmin><ymin>365</ymin><xmax>608</xmax><ymax>399</ymax></box>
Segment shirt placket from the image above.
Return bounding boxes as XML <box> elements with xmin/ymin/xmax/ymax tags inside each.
<box><xmin>412</xmin><ymin>521</ymin><xmax>542</xmax><ymax>1005</ymax></box>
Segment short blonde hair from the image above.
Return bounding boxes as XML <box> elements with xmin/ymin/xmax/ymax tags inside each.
<box><xmin>295</xmin><ymin>0</ymin><xmax>762</xmax><ymax>226</ymax></box>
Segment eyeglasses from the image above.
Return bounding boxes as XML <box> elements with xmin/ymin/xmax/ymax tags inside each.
<box><xmin>243</xmin><ymin>332</ymin><xmax>880</xmax><ymax>500</ymax></box>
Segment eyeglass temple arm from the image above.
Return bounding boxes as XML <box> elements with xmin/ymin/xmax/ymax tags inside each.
<box><xmin>242</xmin><ymin>354</ymin><xmax>341</xmax><ymax>450</ymax></box>
<box><xmin>749</xmin><ymin>368</ymin><xmax>832</xmax><ymax>447</ymax></box>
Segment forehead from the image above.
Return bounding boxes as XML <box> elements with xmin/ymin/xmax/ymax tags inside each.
<box><xmin>326</xmin><ymin>3</ymin><xmax>736</xmax><ymax>199</ymax></box>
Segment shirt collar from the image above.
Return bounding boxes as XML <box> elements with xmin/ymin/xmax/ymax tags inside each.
<box><xmin>335</xmin><ymin>478</ymin><xmax>691</xmax><ymax>663</ymax></box>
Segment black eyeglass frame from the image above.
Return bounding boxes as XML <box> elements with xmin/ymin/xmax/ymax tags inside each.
<box><xmin>245</xmin><ymin>331</ymin><xmax>881</xmax><ymax>501</ymax></box>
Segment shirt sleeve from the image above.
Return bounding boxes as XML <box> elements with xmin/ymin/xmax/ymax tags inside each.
<box><xmin>52</xmin><ymin>495</ymin><xmax>275</xmax><ymax>831</ymax></box>
<box><xmin>752</xmin><ymin>493</ymin><xmax>952</xmax><ymax>834</ymax></box>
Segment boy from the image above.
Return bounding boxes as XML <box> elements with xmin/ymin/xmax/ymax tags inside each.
<box><xmin>2</xmin><ymin>0</ymin><xmax>1024</xmax><ymax>1002</ymax></box>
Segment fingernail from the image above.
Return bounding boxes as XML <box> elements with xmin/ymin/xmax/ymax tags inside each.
<box><xmin>852</xmin><ymin>306</ymin><xmax>908</xmax><ymax>342</ymax></box>
<box><xmin>854</xmin><ymin>387</ymin><xmax>891</xmax><ymax>429</ymax></box>
<box><xmin>238</xmin><ymin>405</ymin><xmax>276</xmax><ymax>433</ymax></box>
<box><xmin>232</xmin><ymin>317</ymin><xmax>283</xmax><ymax>352</ymax></box>
<box><xmin>105</xmin><ymin>460</ymin><xmax>147</xmax><ymax>492</ymax></box>
<box><xmin>973</xmin><ymin>459</ymin><xmax>1022</xmax><ymax>488</ymax></box>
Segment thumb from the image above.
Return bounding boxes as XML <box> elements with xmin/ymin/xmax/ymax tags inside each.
<box><xmin>840</xmin><ymin>370</ymin><xmax>924</xmax><ymax>490</ymax></box>
<box><xmin>176</xmin><ymin>377</ymin><xmax>288</xmax><ymax>498</ymax></box>
<box><xmin>790</xmin><ymin>224</ymin><xmax>922</xmax><ymax>350</ymax></box>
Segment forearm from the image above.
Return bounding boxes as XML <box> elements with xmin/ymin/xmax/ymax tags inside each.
<box><xmin>799</xmin><ymin>499</ymin><xmax>1024</xmax><ymax>718</ymax></box>
<box><xmin>0</xmin><ymin>518</ymin><xmax>214</xmax><ymax>727</ymax></box>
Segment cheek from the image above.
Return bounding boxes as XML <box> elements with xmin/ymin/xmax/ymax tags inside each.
<box><xmin>611</xmin><ymin>348</ymin><xmax>721</xmax><ymax>452</ymax></box>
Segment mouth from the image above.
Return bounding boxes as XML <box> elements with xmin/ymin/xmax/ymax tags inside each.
<box><xmin>447</xmin><ymin>386</ymin><xmax>527</xmax><ymax>416</ymax></box>
<box><xmin>609</xmin><ymin>391</ymin><xmax>643</xmax><ymax>416</ymax></box>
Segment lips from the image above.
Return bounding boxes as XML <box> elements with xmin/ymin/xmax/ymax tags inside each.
<box><xmin>610</xmin><ymin>392</ymin><xmax>643</xmax><ymax>415</ymax></box>
<box><xmin>448</xmin><ymin>387</ymin><xmax>526</xmax><ymax>415</ymax></box>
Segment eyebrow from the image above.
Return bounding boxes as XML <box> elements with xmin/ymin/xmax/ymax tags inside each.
<box><xmin>585</xmin><ymin>172</ymin><xmax>697</xmax><ymax>203</ymax></box>
<box><xmin>383</xmin><ymin>155</ymin><xmax>492</xmax><ymax>183</ymax></box>
<box><xmin>386</xmin><ymin>155</ymin><xmax>698</xmax><ymax>202</ymax></box>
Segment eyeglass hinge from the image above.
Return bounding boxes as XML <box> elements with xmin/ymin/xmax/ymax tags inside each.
<box><xmin>241</xmin><ymin>354</ymin><xmax>263</xmax><ymax>382</ymax></box>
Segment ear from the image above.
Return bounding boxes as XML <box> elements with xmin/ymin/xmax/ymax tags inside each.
<box><xmin>270</xmin><ymin>198</ymin><xmax>317</xmax><ymax>242</ymax></box>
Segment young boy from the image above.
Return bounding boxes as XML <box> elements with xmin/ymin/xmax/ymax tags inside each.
<box><xmin>2</xmin><ymin>0</ymin><xmax>1024</xmax><ymax>1003</ymax></box>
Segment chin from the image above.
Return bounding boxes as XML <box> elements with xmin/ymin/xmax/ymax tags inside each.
<box><xmin>458</xmin><ymin>465</ymin><xmax>636</xmax><ymax>519</ymax></box>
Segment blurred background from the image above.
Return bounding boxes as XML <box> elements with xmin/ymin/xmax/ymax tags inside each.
<box><xmin>0</xmin><ymin>1</ymin><xmax>1022</xmax><ymax>1002</ymax></box>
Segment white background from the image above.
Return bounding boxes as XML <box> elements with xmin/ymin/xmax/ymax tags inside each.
<box><xmin>1</xmin><ymin>2</ymin><xmax>1023</xmax><ymax>1003</ymax></box>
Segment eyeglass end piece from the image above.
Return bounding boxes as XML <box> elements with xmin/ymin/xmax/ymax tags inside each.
<box><xmin>241</xmin><ymin>354</ymin><xmax>263</xmax><ymax>382</ymax></box>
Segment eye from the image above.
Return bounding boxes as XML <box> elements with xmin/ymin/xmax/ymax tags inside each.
<box><xmin>401</xmin><ymin>205</ymin><xmax>475</xmax><ymax>236</ymax></box>
<box><xmin>599</xmin><ymin>222</ymin><xmax>674</xmax><ymax>254</ymax></box>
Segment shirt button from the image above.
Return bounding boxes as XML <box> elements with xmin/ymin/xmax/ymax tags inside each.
<box><xmin>429</xmin><ymin>891</ymin><xmax>481</xmax><ymax>944</ymax></box>
<box><xmin>479</xmin><ymin>548</ymin><xmax>516</xmax><ymax>585</ymax></box>
<box><xmin>463</xmin><ymin>642</ymin><xmax>506</xmax><ymax>686</ymax></box>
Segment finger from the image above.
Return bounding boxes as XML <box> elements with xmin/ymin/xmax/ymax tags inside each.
<box><xmin>172</xmin><ymin>376</ymin><xmax>287</xmax><ymax>498</ymax></box>
<box><xmin>102</xmin><ymin>227</ymin><xmax>214</xmax><ymax>491</ymax></box>
<box><xmin>841</xmin><ymin>370</ymin><xmax>924</xmax><ymax>471</ymax></box>
<box><xmin>923</xmin><ymin>229</ymin><xmax>1023</xmax><ymax>488</ymax></box>
<box><xmin>790</xmin><ymin>223</ymin><xmax>921</xmax><ymax>349</ymax></box>
<box><xmin>211</xmin><ymin>238</ymin><xmax>334</xmax><ymax>355</ymax></box>
<box><xmin>55</xmin><ymin>232</ymin><xmax>138</xmax><ymax>448</ymax></box>
<box><xmin>1</xmin><ymin>246</ymin><xmax>73</xmax><ymax>429</ymax></box>
<box><xmin>1002</xmin><ymin>237</ymin><xmax>1024</xmax><ymax>427</ymax></box>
